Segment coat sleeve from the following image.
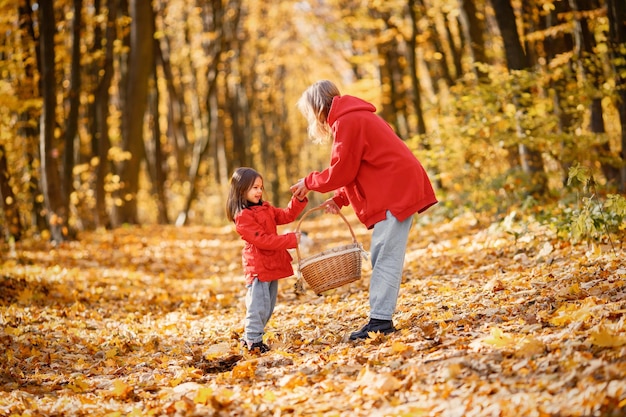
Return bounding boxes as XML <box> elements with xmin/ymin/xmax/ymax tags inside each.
<box><xmin>236</xmin><ymin>211</ymin><xmax>298</xmax><ymax>250</ymax></box>
<box><xmin>332</xmin><ymin>189</ymin><xmax>349</xmax><ymax>208</ymax></box>
<box><xmin>272</xmin><ymin>196</ymin><xmax>308</xmax><ymax>225</ymax></box>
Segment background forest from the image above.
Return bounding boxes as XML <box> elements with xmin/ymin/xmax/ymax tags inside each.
<box><xmin>0</xmin><ymin>0</ymin><xmax>626</xmax><ymax>241</ymax></box>
<box><xmin>2</xmin><ymin>1</ymin><xmax>626</xmax><ymax>416</ymax></box>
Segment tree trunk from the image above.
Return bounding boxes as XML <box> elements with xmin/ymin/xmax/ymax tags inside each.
<box><xmin>606</xmin><ymin>0</ymin><xmax>626</xmax><ymax>192</ymax></box>
<box><xmin>423</xmin><ymin>4</ymin><xmax>454</xmax><ymax>89</ymax></box>
<box><xmin>443</xmin><ymin>12</ymin><xmax>463</xmax><ymax>81</ymax></box>
<box><xmin>114</xmin><ymin>0</ymin><xmax>154</xmax><ymax>225</ymax></box>
<box><xmin>147</xmin><ymin>46</ymin><xmax>169</xmax><ymax>224</ymax></box>
<box><xmin>92</xmin><ymin>0</ymin><xmax>117</xmax><ymax>229</ymax></box>
<box><xmin>39</xmin><ymin>0</ymin><xmax>71</xmax><ymax>242</ymax></box>
<box><xmin>460</xmin><ymin>0</ymin><xmax>489</xmax><ymax>82</ymax></box>
<box><xmin>491</xmin><ymin>0</ymin><xmax>547</xmax><ymax>195</ymax></box>
<box><xmin>573</xmin><ymin>0</ymin><xmax>620</xmax><ymax>186</ymax></box>
<box><xmin>369</xmin><ymin>7</ymin><xmax>409</xmax><ymax>139</ymax></box>
<box><xmin>176</xmin><ymin>0</ymin><xmax>233</xmax><ymax>226</ymax></box>
<box><xmin>541</xmin><ymin>0</ymin><xmax>576</xmax><ymax>183</ymax></box>
<box><xmin>407</xmin><ymin>0</ymin><xmax>427</xmax><ymax>136</ymax></box>
<box><xmin>0</xmin><ymin>145</ymin><xmax>22</xmax><ymax>241</ymax></box>
<box><xmin>156</xmin><ymin>37</ymin><xmax>189</xmax><ymax>181</ymax></box>
<box><xmin>17</xmin><ymin>0</ymin><xmax>47</xmax><ymax>231</ymax></box>
<box><xmin>62</xmin><ymin>0</ymin><xmax>82</xmax><ymax>205</ymax></box>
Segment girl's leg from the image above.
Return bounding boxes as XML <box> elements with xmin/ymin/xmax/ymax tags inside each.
<box><xmin>267</xmin><ymin>280</ymin><xmax>278</xmax><ymax>322</ymax></box>
<box><xmin>244</xmin><ymin>278</ymin><xmax>275</xmax><ymax>344</ymax></box>
<box><xmin>369</xmin><ymin>210</ymin><xmax>413</xmax><ymax>320</ymax></box>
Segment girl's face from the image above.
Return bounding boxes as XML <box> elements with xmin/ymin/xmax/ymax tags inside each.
<box><xmin>246</xmin><ymin>176</ymin><xmax>264</xmax><ymax>204</ymax></box>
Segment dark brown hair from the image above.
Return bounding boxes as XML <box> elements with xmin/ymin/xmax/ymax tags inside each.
<box><xmin>226</xmin><ymin>167</ymin><xmax>263</xmax><ymax>222</ymax></box>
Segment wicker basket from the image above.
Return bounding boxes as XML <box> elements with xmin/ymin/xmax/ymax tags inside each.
<box><xmin>295</xmin><ymin>206</ymin><xmax>365</xmax><ymax>295</ymax></box>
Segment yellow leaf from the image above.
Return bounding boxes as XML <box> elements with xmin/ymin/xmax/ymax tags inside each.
<box><xmin>231</xmin><ymin>360</ymin><xmax>257</xmax><ymax>379</ymax></box>
<box><xmin>588</xmin><ymin>325</ymin><xmax>626</xmax><ymax>347</ymax></box>
<box><xmin>127</xmin><ymin>408</ymin><xmax>143</xmax><ymax>417</ymax></box>
<box><xmin>111</xmin><ymin>379</ymin><xmax>133</xmax><ymax>399</ymax></box>
<box><xmin>194</xmin><ymin>387</ymin><xmax>213</xmax><ymax>405</ymax></box>
<box><xmin>212</xmin><ymin>388</ymin><xmax>235</xmax><ymax>407</ymax></box>
<box><xmin>391</xmin><ymin>341</ymin><xmax>411</xmax><ymax>353</ymax></box>
<box><xmin>106</xmin><ymin>348</ymin><xmax>118</xmax><ymax>359</ymax></box>
<box><xmin>483</xmin><ymin>327</ymin><xmax>515</xmax><ymax>348</ymax></box>
<box><xmin>278</xmin><ymin>373</ymin><xmax>308</xmax><ymax>389</ymax></box>
<box><xmin>263</xmin><ymin>390</ymin><xmax>276</xmax><ymax>401</ymax></box>
<box><xmin>68</xmin><ymin>375</ymin><xmax>90</xmax><ymax>393</ymax></box>
<box><xmin>549</xmin><ymin>302</ymin><xmax>593</xmax><ymax>326</ymax></box>
<box><xmin>5</xmin><ymin>326</ymin><xmax>21</xmax><ymax>336</ymax></box>
<box><xmin>357</xmin><ymin>367</ymin><xmax>401</xmax><ymax>397</ymax></box>
<box><xmin>17</xmin><ymin>288</ymin><xmax>33</xmax><ymax>304</ymax></box>
<box><xmin>515</xmin><ymin>336</ymin><xmax>545</xmax><ymax>357</ymax></box>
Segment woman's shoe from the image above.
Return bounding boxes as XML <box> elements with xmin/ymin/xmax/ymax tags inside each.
<box><xmin>349</xmin><ymin>319</ymin><xmax>395</xmax><ymax>340</ymax></box>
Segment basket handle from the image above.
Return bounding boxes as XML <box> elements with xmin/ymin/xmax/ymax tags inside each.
<box><xmin>294</xmin><ymin>204</ymin><xmax>357</xmax><ymax>264</ymax></box>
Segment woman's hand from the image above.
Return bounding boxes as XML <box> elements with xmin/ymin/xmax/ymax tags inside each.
<box><xmin>322</xmin><ymin>199</ymin><xmax>340</xmax><ymax>214</ymax></box>
<box><xmin>290</xmin><ymin>178</ymin><xmax>309</xmax><ymax>200</ymax></box>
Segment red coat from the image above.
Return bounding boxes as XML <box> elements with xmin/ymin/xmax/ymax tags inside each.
<box><xmin>304</xmin><ymin>95</ymin><xmax>438</xmax><ymax>229</ymax></box>
<box><xmin>235</xmin><ymin>197</ymin><xmax>308</xmax><ymax>284</ymax></box>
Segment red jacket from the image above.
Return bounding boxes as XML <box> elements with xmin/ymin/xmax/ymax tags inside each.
<box><xmin>304</xmin><ymin>95</ymin><xmax>437</xmax><ymax>229</ymax></box>
<box><xmin>235</xmin><ymin>197</ymin><xmax>308</xmax><ymax>284</ymax></box>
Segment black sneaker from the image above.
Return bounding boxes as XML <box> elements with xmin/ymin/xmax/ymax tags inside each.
<box><xmin>247</xmin><ymin>341</ymin><xmax>270</xmax><ymax>353</ymax></box>
<box><xmin>349</xmin><ymin>319</ymin><xmax>395</xmax><ymax>340</ymax></box>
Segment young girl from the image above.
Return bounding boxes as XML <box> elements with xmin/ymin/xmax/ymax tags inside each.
<box><xmin>226</xmin><ymin>167</ymin><xmax>308</xmax><ymax>353</ymax></box>
<box><xmin>290</xmin><ymin>80</ymin><xmax>438</xmax><ymax>341</ymax></box>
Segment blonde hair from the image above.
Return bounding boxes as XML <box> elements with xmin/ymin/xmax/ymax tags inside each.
<box><xmin>296</xmin><ymin>80</ymin><xmax>341</xmax><ymax>143</ymax></box>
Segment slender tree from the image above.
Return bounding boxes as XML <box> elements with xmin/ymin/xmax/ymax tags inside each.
<box><xmin>39</xmin><ymin>0</ymin><xmax>71</xmax><ymax>242</ymax></box>
<box><xmin>147</xmin><ymin>39</ymin><xmax>169</xmax><ymax>224</ymax></box>
<box><xmin>572</xmin><ymin>0</ymin><xmax>620</xmax><ymax>186</ymax></box>
<box><xmin>407</xmin><ymin>0</ymin><xmax>427</xmax><ymax>135</ymax></box>
<box><xmin>95</xmin><ymin>0</ymin><xmax>116</xmax><ymax>228</ymax></box>
<box><xmin>62</xmin><ymin>0</ymin><xmax>82</xmax><ymax>203</ymax></box>
<box><xmin>17</xmin><ymin>0</ymin><xmax>46</xmax><ymax>231</ymax></box>
<box><xmin>114</xmin><ymin>0</ymin><xmax>155</xmax><ymax>225</ymax></box>
<box><xmin>459</xmin><ymin>0</ymin><xmax>489</xmax><ymax>82</ymax></box>
<box><xmin>0</xmin><ymin>144</ymin><xmax>22</xmax><ymax>241</ymax></box>
<box><xmin>606</xmin><ymin>0</ymin><xmax>626</xmax><ymax>192</ymax></box>
<box><xmin>491</xmin><ymin>0</ymin><xmax>547</xmax><ymax>194</ymax></box>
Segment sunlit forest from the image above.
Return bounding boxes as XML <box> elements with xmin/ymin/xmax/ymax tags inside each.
<box><xmin>1</xmin><ymin>0</ymin><xmax>626</xmax><ymax>416</ymax></box>
<box><xmin>0</xmin><ymin>0</ymin><xmax>624</xmax><ymax>242</ymax></box>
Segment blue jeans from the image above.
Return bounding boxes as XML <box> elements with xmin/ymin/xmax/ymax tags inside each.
<box><xmin>369</xmin><ymin>210</ymin><xmax>413</xmax><ymax>321</ymax></box>
<box><xmin>244</xmin><ymin>278</ymin><xmax>278</xmax><ymax>344</ymax></box>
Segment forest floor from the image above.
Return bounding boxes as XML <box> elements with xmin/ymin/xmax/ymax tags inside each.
<box><xmin>1</xmin><ymin>207</ymin><xmax>626</xmax><ymax>417</ymax></box>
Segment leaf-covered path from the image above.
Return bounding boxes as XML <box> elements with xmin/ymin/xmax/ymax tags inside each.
<box><xmin>1</xmin><ymin>211</ymin><xmax>625</xmax><ymax>416</ymax></box>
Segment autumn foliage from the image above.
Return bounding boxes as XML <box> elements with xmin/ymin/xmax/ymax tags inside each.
<box><xmin>1</xmin><ymin>208</ymin><xmax>625</xmax><ymax>416</ymax></box>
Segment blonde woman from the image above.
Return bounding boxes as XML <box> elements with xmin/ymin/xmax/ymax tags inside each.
<box><xmin>290</xmin><ymin>80</ymin><xmax>437</xmax><ymax>340</ymax></box>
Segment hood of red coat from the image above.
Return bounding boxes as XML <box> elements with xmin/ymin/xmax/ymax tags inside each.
<box><xmin>328</xmin><ymin>95</ymin><xmax>376</xmax><ymax>124</ymax></box>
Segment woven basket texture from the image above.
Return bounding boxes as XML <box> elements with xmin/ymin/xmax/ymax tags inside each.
<box><xmin>300</xmin><ymin>242</ymin><xmax>362</xmax><ymax>294</ymax></box>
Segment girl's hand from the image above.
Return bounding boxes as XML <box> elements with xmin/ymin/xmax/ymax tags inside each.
<box><xmin>322</xmin><ymin>199</ymin><xmax>340</xmax><ymax>214</ymax></box>
<box><xmin>290</xmin><ymin>179</ymin><xmax>309</xmax><ymax>200</ymax></box>
<box><xmin>294</xmin><ymin>232</ymin><xmax>301</xmax><ymax>243</ymax></box>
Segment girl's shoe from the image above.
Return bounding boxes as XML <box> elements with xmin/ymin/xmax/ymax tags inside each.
<box><xmin>247</xmin><ymin>341</ymin><xmax>270</xmax><ymax>353</ymax></box>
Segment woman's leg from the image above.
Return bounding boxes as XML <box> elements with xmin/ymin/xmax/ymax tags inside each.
<box><xmin>368</xmin><ymin>210</ymin><xmax>413</xmax><ymax>320</ymax></box>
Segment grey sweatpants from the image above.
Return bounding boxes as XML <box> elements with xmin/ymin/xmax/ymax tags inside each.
<box><xmin>369</xmin><ymin>210</ymin><xmax>413</xmax><ymax>321</ymax></box>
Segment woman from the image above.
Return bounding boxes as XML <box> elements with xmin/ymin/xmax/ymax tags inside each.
<box><xmin>290</xmin><ymin>80</ymin><xmax>437</xmax><ymax>340</ymax></box>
